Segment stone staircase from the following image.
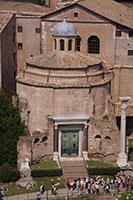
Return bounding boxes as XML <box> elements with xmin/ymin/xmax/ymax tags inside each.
<box><xmin>60</xmin><ymin>160</ymin><xmax>88</xmax><ymax>179</ymax></box>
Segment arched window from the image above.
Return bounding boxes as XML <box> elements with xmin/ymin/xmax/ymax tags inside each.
<box><xmin>95</xmin><ymin>135</ymin><xmax>101</xmax><ymax>140</ymax></box>
<box><xmin>88</xmin><ymin>36</ymin><xmax>100</xmax><ymax>54</ymax></box>
<box><xmin>68</xmin><ymin>39</ymin><xmax>72</xmax><ymax>51</ymax></box>
<box><xmin>104</xmin><ymin>136</ymin><xmax>111</xmax><ymax>140</ymax></box>
<box><xmin>41</xmin><ymin>136</ymin><xmax>48</xmax><ymax>143</ymax></box>
<box><xmin>60</xmin><ymin>39</ymin><xmax>65</xmax><ymax>51</ymax></box>
<box><xmin>33</xmin><ymin>137</ymin><xmax>40</xmax><ymax>144</ymax></box>
<box><xmin>54</xmin><ymin>39</ymin><xmax>57</xmax><ymax>50</ymax></box>
<box><xmin>76</xmin><ymin>35</ymin><xmax>81</xmax><ymax>52</ymax></box>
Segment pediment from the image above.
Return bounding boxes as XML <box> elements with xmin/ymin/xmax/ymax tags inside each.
<box><xmin>41</xmin><ymin>3</ymin><xmax>110</xmax><ymax>23</ymax></box>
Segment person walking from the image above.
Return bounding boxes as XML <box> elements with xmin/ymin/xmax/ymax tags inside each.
<box><xmin>36</xmin><ymin>190</ymin><xmax>41</xmax><ymax>200</ymax></box>
<box><xmin>39</xmin><ymin>184</ymin><xmax>45</xmax><ymax>194</ymax></box>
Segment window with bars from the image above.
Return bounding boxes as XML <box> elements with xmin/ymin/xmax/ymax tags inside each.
<box><xmin>88</xmin><ymin>36</ymin><xmax>100</xmax><ymax>54</ymax></box>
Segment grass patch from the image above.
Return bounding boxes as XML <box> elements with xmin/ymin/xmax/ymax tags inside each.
<box><xmin>87</xmin><ymin>160</ymin><xmax>119</xmax><ymax>176</ymax></box>
<box><xmin>5</xmin><ymin>176</ymin><xmax>65</xmax><ymax>196</ymax></box>
<box><xmin>118</xmin><ymin>192</ymin><xmax>133</xmax><ymax>200</ymax></box>
<box><xmin>87</xmin><ymin>160</ymin><xmax>115</xmax><ymax>168</ymax></box>
<box><xmin>32</xmin><ymin>160</ymin><xmax>59</xmax><ymax>170</ymax></box>
<box><xmin>128</xmin><ymin>139</ymin><xmax>133</xmax><ymax>148</ymax></box>
<box><xmin>128</xmin><ymin>139</ymin><xmax>133</xmax><ymax>161</ymax></box>
<box><xmin>91</xmin><ymin>175</ymin><xmax>113</xmax><ymax>180</ymax></box>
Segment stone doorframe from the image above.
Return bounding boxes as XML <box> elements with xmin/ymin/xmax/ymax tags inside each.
<box><xmin>58</xmin><ymin>125</ymin><xmax>82</xmax><ymax>158</ymax></box>
<box><xmin>49</xmin><ymin>115</ymin><xmax>90</xmax><ymax>161</ymax></box>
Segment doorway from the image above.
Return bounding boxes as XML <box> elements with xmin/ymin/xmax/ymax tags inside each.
<box><xmin>61</xmin><ymin>130</ymin><xmax>79</xmax><ymax>157</ymax></box>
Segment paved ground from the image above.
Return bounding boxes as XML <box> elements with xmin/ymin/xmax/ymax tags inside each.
<box><xmin>3</xmin><ymin>188</ymin><xmax>79</xmax><ymax>200</ymax></box>
<box><xmin>3</xmin><ymin>190</ymin><xmax>117</xmax><ymax>200</ymax></box>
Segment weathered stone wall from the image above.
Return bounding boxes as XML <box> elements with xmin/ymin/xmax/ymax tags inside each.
<box><xmin>17</xmin><ymin>83</ymin><xmax>112</xmax><ymax>133</ymax></box>
<box><xmin>16</xmin><ymin>16</ymin><xmax>41</xmax><ymax>72</ymax></box>
<box><xmin>115</xmin><ymin>29</ymin><xmax>133</xmax><ymax>66</ymax></box>
<box><xmin>88</xmin><ymin>117</ymin><xmax>119</xmax><ymax>163</ymax></box>
<box><xmin>17</xmin><ymin>83</ymin><xmax>54</xmax><ymax>134</ymax></box>
<box><xmin>17</xmin><ymin>136</ymin><xmax>32</xmax><ymax>169</ymax></box>
<box><xmin>112</xmin><ymin>66</ymin><xmax>133</xmax><ymax>116</ymax></box>
<box><xmin>17</xmin><ymin>79</ymin><xmax>119</xmax><ymax>162</ymax></box>
<box><xmin>1</xmin><ymin>15</ymin><xmax>16</xmax><ymax>98</ymax></box>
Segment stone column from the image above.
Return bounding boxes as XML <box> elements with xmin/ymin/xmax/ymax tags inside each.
<box><xmin>53</xmin><ymin>125</ymin><xmax>59</xmax><ymax>161</ymax></box>
<box><xmin>117</xmin><ymin>96</ymin><xmax>131</xmax><ymax>167</ymax></box>
<box><xmin>83</xmin><ymin>125</ymin><xmax>88</xmax><ymax>160</ymax></box>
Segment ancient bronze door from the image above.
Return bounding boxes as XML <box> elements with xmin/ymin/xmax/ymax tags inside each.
<box><xmin>61</xmin><ymin>130</ymin><xmax>79</xmax><ymax>157</ymax></box>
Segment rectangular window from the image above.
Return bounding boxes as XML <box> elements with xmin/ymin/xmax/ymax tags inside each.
<box><xmin>128</xmin><ymin>30</ymin><xmax>133</xmax><ymax>37</ymax></box>
<box><xmin>18</xmin><ymin>43</ymin><xmax>23</xmax><ymax>50</ymax></box>
<box><xmin>128</xmin><ymin>50</ymin><xmax>133</xmax><ymax>56</ymax></box>
<box><xmin>116</xmin><ymin>30</ymin><xmax>122</xmax><ymax>37</ymax></box>
<box><xmin>74</xmin><ymin>12</ymin><xmax>78</xmax><ymax>17</ymax></box>
<box><xmin>35</xmin><ymin>27</ymin><xmax>41</xmax><ymax>33</ymax></box>
<box><xmin>18</xmin><ymin>26</ymin><xmax>23</xmax><ymax>33</ymax></box>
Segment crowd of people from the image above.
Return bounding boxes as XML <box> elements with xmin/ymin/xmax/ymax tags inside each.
<box><xmin>66</xmin><ymin>173</ymin><xmax>133</xmax><ymax>196</ymax></box>
<box><xmin>36</xmin><ymin>183</ymin><xmax>58</xmax><ymax>200</ymax></box>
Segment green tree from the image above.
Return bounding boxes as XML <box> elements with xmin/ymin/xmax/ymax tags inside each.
<box><xmin>0</xmin><ymin>90</ymin><xmax>24</xmax><ymax>167</ymax></box>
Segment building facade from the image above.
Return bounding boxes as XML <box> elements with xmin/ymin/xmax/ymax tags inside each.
<box><xmin>0</xmin><ymin>13</ymin><xmax>16</xmax><ymax>99</ymax></box>
<box><xmin>0</xmin><ymin>0</ymin><xmax>132</xmax><ymax>165</ymax></box>
<box><xmin>17</xmin><ymin>20</ymin><xmax>119</xmax><ymax>163</ymax></box>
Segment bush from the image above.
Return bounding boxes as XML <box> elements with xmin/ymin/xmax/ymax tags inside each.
<box><xmin>128</xmin><ymin>147</ymin><xmax>133</xmax><ymax>161</ymax></box>
<box><xmin>32</xmin><ymin>168</ymin><xmax>62</xmax><ymax>177</ymax></box>
<box><xmin>0</xmin><ymin>163</ymin><xmax>20</xmax><ymax>183</ymax></box>
<box><xmin>87</xmin><ymin>167</ymin><xmax>120</xmax><ymax>176</ymax></box>
<box><xmin>0</xmin><ymin>89</ymin><xmax>25</xmax><ymax>167</ymax></box>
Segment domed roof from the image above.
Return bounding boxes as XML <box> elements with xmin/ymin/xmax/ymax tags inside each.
<box><xmin>52</xmin><ymin>19</ymin><xmax>77</xmax><ymax>37</ymax></box>
<box><xmin>26</xmin><ymin>51</ymin><xmax>102</xmax><ymax>70</ymax></box>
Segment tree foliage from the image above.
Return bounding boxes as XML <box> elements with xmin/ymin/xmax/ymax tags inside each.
<box><xmin>0</xmin><ymin>90</ymin><xmax>24</xmax><ymax>167</ymax></box>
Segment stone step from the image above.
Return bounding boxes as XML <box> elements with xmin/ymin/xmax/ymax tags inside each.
<box><xmin>60</xmin><ymin>160</ymin><xmax>88</xmax><ymax>179</ymax></box>
<box><xmin>62</xmin><ymin>163</ymin><xmax>85</xmax><ymax>168</ymax></box>
<box><xmin>62</xmin><ymin>167</ymin><xmax>86</xmax><ymax>170</ymax></box>
<box><xmin>64</xmin><ymin>172</ymin><xmax>88</xmax><ymax>176</ymax></box>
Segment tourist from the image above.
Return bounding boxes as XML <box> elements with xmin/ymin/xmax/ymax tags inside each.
<box><xmin>66</xmin><ymin>174</ymin><xmax>133</xmax><ymax>196</ymax></box>
<box><xmin>36</xmin><ymin>190</ymin><xmax>41</xmax><ymax>200</ymax></box>
<box><xmin>39</xmin><ymin>183</ymin><xmax>45</xmax><ymax>194</ymax></box>
<box><xmin>51</xmin><ymin>184</ymin><xmax>57</xmax><ymax>195</ymax></box>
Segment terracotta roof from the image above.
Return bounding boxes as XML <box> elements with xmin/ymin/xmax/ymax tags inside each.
<box><xmin>27</xmin><ymin>51</ymin><xmax>102</xmax><ymax>69</ymax></box>
<box><xmin>0</xmin><ymin>13</ymin><xmax>13</xmax><ymax>31</ymax></box>
<box><xmin>118</xmin><ymin>2</ymin><xmax>133</xmax><ymax>9</ymax></box>
<box><xmin>78</xmin><ymin>0</ymin><xmax>133</xmax><ymax>29</ymax></box>
<box><xmin>0</xmin><ymin>1</ymin><xmax>49</xmax><ymax>14</ymax></box>
<box><xmin>42</xmin><ymin>0</ymin><xmax>133</xmax><ymax>29</ymax></box>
